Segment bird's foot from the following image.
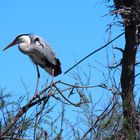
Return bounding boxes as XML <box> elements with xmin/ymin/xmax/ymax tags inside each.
<box><xmin>33</xmin><ymin>89</ymin><xmax>40</xmax><ymax>100</ymax></box>
<box><xmin>33</xmin><ymin>93</ymin><xmax>40</xmax><ymax>99</ymax></box>
<box><xmin>33</xmin><ymin>94</ymin><xmax>40</xmax><ymax>100</ymax></box>
<box><xmin>50</xmin><ymin>81</ymin><xmax>55</xmax><ymax>87</ymax></box>
<box><xmin>49</xmin><ymin>82</ymin><xmax>55</xmax><ymax>95</ymax></box>
<box><xmin>29</xmin><ymin>93</ymin><xmax>40</xmax><ymax>103</ymax></box>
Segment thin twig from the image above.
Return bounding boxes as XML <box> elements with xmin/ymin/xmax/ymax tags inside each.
<box><xmin>80</xmin><ymin>94</ymin><xmax>116</xmax><ymax>140</ymax></box>
<box><xmin>0</xmin><ymin>83</ymin><xmax>52</xmax><ymax>137</ymax></box>
<box><xmin>54</xmin><ymin>84</ymin><xmax>80</xmax><ymax>107</ymax></box>
<box><xmin>59</xmin><ymin>81</ymin><xmax>100</xmax><ymax>88</ymax></box>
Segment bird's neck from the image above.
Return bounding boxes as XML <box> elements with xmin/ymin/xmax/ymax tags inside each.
<box><xmin>18</xmin><ymin>38</ymin><xmax>31</xmax><ymax>54</ymax></box>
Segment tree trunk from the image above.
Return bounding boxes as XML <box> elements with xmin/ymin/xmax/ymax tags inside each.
<box><xmin>121</xmin><ymin>24</ymin><xmax>137</xmax><ymax>139</ymax></box>
<box><xmin>113</xmin><ymin>0</ymin><xmax>140</xmax><ymax>139</ymax></box>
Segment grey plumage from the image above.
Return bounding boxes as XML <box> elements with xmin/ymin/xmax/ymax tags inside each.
<box><xmin>3</xmin><ymin>34</ymin><xmax>62</xmax><ymax>77</ymax></box>
<box><xmin>25</xmin><ymin>35</ymin><xmax>61</xmax><ymax>76</ymax></box>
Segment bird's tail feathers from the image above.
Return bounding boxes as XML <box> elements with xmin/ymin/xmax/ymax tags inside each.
<box><xmin>44</xmin><ymin>58</ymin><xmax>62</xmax><ymax>77</ymax></box>
<box><xmin>54</xmin><ymin>58</ymin><xmax>62</xmax><ymax>76</ymax></box>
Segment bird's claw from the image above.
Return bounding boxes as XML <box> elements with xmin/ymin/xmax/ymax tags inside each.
<box><xmin>33</xmin><ymin>93</ymin><xmax>40</xmax><ymax>100</ymax></box>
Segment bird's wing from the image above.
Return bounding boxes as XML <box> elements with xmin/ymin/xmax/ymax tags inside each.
<box><xmin>30</xmin><ymin>35</ymin><xmax>58</xmax><ymax>66</ymax></box>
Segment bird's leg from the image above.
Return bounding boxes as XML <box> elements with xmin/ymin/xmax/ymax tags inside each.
<box><xmin>34</xmin><ymin>65</ymin><xmax>40</xmax><ymax>98</ymax></box>
<box><xmin>50</xmin><ymin>69</ymin><xmax>55</xmax><ymax>94</ymax></box>
<box><xmin>51</xmin><ymin>68</ymin><xmax>54</xmax><ymax>84</ymax></box>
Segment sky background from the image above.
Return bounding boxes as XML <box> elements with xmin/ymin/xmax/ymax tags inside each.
<box><xmin>0</xmin><ymin>0</ymin><xmax>125</xmax><ymax>138</ymax></box>
<box><xmin>0</xmin><ymin>0</ymin><xmax>118</xmax><ymax>94</ymax></box>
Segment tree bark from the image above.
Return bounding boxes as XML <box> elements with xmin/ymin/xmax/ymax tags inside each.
<box><xmin>113</xmin><ymin>0</ymin><xmax>140</xmax><ymax>139</ymax></box>
<box><xmin>121</xmin><ymin>23</ymin><xmax>137</xmax><ymax>139</ymax></box>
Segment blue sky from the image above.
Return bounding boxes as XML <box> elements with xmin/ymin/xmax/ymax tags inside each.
<box><xmin>0</xmin><ymin>0</ymin><xmax>116</xmax><ymax>94</ymax></box>
<box><xmin>0</xmin><ymin>0</ymin><xmax>126</xmax><ymax>138</ymax></box>
<box><xmin>0</xmin><ymin>0</ymin><xmax>124</xmax><ymax>115</ymax></box>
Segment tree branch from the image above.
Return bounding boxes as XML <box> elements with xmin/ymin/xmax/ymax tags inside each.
<box><xmin>64</xmin><ymin>32</ymin><xmax>125</xmax><ymax>74</ymax></box>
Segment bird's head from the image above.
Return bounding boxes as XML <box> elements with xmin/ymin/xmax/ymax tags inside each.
<box><xmin>3</xmin><ymin>34</ymin><xmax>31</xmax><ymax>51</ymax></box>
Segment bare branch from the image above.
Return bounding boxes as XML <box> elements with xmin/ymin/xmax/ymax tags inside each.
<box><xmin>54</xmin><ymin>84</ymin><xmax>80</xmax><ymax>107</ymax></box>
<box><xmin>80</xmin><ymin>95</ymin><xmax>116</xmax><ymax>140</ymax></box>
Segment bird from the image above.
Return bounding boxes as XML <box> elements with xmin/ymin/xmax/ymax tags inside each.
<box><xmin>3</xmin><ymin>33</ymin><xmax>62</xmax><ymax>95</ymax></box>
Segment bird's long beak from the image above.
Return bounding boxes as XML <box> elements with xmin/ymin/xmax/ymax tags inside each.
<box><xmin>3</xmin><ymin>41</ymin><xmax>16</xmax><ymax>51</ymax></box>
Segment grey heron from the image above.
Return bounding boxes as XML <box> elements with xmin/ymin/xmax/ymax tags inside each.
<box><xmin>3</xmin><ymin>34</ymin><xmax>62</xmax><ymax>95</ymax></box>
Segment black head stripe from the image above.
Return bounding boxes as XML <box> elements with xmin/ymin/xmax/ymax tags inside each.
<box><xmin>15</xmin><ymin>33</ymin><xmax>31</xmax><ymax>40</ymax></box>
<box><xmin>13</xmin><ymin>33</ymin><xmax>31</xmax><ymax>43</ymax></box>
